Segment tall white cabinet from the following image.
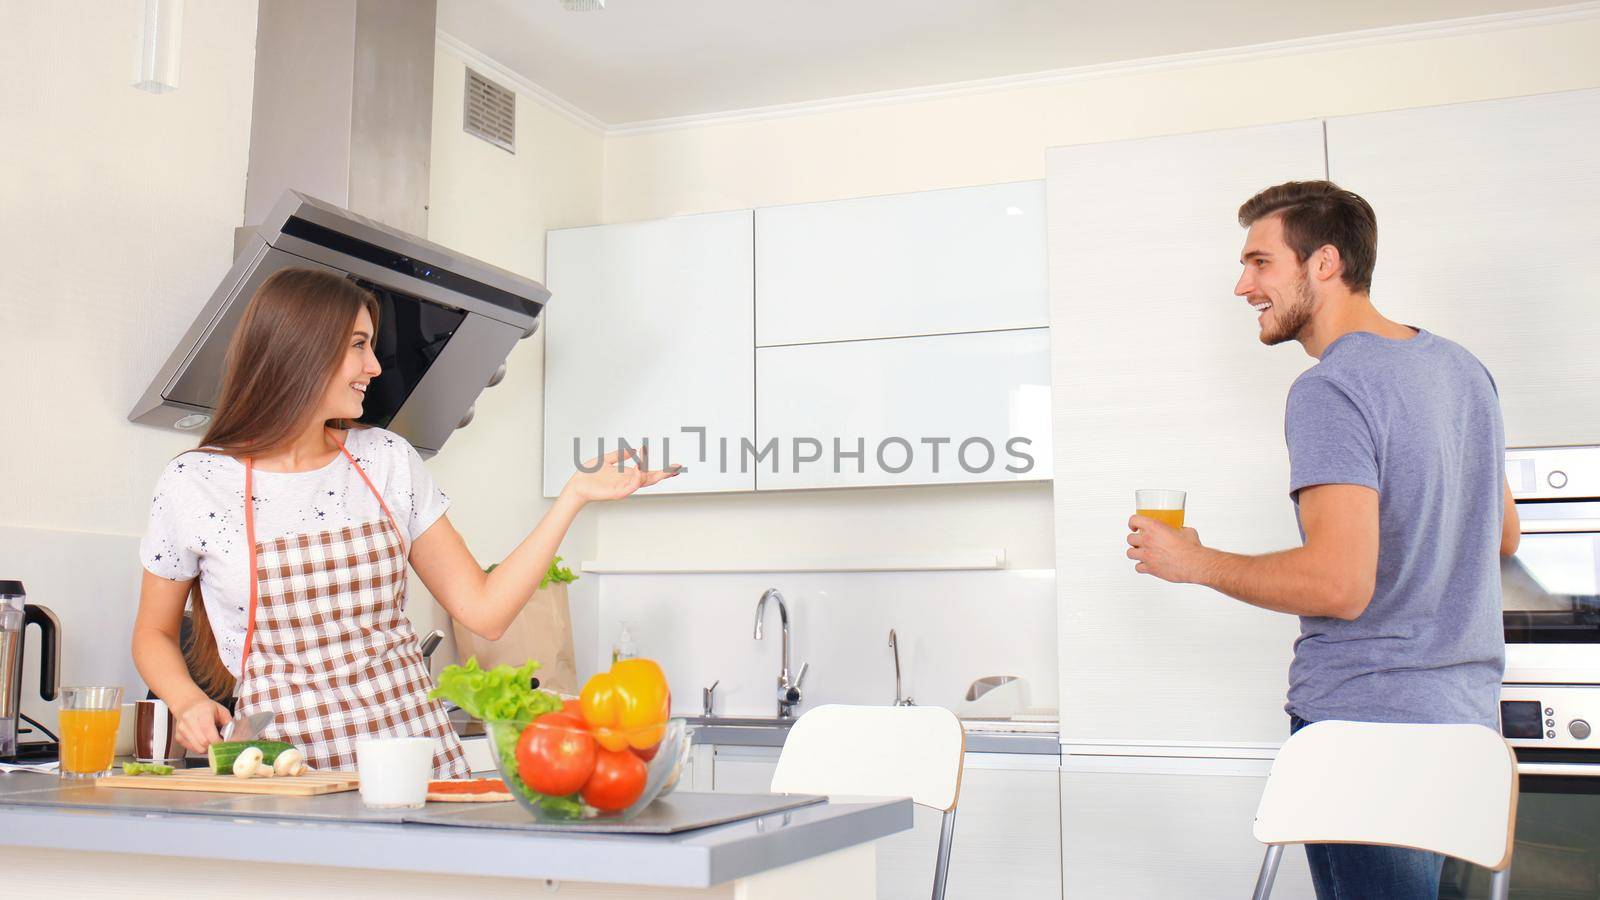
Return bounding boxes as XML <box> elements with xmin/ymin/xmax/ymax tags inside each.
<box><xmin>1326</xmin><ymin>88</ymin><xmax>1600</xmax><ymax>447</ymax></box>
<box><xmin>543</xmin><ymin>211</ymin><xmax>756</xmax><ymax>496</ymax></box>
<box><xmin>1048</xmin><ymin>119</ymin><xmax>1326</xmax><ymax>747</ymax></box>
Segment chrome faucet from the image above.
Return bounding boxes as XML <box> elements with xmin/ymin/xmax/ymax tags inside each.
<box><xmin>889</xmin><ymin>628</ymin><xmax>914</xmax><ymax>706</ymax></box>
<box><xmin>754</xmin><ymin>588</ymin><xmax>808</xmax><ymax>718</ymax></box>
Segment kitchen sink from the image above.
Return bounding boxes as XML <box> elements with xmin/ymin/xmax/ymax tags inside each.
<box><xmin>683</xmin><ymin>716</ymin><xmax>796</xmax><ymax>729</ymax></box>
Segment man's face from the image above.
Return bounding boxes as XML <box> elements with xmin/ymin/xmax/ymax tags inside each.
<box><xmin>1234</xmin><ymin>214</ymin><xmax>1315</xmax><ymax>346</ymax></box>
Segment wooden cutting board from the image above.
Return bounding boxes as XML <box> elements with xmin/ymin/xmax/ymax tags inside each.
<box><xmin>95</xmin><ymin>769</ymin><xmax>360</xmax><ymax>796</ymax></box>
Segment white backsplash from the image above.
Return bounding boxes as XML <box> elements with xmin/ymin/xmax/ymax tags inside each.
<box><xmin>593</xmin><ymin>569</ymin><xmax>1057</xmax><ymax>717</ymax></box>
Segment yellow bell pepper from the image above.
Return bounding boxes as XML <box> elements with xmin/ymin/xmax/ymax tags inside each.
<box><xmin>579</xmin><ymin>658</ymin><xmax>671</xmax><ymax>752</ymax></box>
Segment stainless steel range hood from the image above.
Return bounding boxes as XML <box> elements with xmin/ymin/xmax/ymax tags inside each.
<box><xmin>129</xmin><ymin>0</ymin><xmax>547</xmax><ymax>456</ymax></box>
<box><xmin>128</xmin><ymin>190</ymin><xmax>548</xmax><ymax>456</ymax></box>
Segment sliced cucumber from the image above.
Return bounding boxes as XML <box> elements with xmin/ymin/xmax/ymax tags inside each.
<box><xmin>121</xmin><ymin>762</ymin><xmax>175</xmax><ymax>776</ymax></box>
<box><xmin>207</xmin><ymin>740</ymin><xmax>295</xmax><ymax>774</ymax></box>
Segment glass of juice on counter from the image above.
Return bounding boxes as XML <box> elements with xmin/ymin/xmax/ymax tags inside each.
<box><xmin>58</xmin><ymin>686</ymin><xmax>123</xmax><ymax>779</ymax></box>
<box><xmin>1135</xmin><ymin>489</ymin><xmax>1187</xmax><ymax>529</ymax></box>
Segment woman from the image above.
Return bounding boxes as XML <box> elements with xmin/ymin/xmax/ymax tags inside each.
<box><xmin>132</xmin><ymin>268</ymin><xmax>676</xmax><ymax>777</ymax></box>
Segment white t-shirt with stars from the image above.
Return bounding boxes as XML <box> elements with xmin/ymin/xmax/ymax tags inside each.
<box><xmin>139</xmin><ymin>426</ymin><xmax>450</xmax><ymax>678</ymax></box>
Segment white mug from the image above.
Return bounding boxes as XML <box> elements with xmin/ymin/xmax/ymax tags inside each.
<box><xmin>355</xmin><ymin>736</ymin><xmax>438</xmax><ymax>809</ymax></box>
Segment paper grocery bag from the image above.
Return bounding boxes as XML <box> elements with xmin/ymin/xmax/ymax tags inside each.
<box><xmin>451</xmin><ymin>583</ymin><xmax>579</xmax><ymax>695</ymax></box>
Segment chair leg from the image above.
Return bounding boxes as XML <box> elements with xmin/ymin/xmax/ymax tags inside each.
<box><xmin>931</xmin><ymin>807</ymin><xmax>958</xmax><ymax>900</ymax></box>
<box><xmin>1250</xmin><ymin>845</ymin><xmax>1283</xmax><ymax>900</ymax></box>
<box><xmin>1488</xmin><ymin>867</ymin><xmax>1511</xmax><ymax>900</ymax></box>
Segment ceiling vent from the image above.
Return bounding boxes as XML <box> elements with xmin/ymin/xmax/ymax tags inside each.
<box><xmin>464</xmin><ymin>68</ymin><xmax>516</xmax><ymax>154</ymax></box>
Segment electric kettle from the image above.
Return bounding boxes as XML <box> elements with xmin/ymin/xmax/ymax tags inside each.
<box><xmin>1</xmin><ymin>580</ymin><xmax>61</xmax><ymax>760</ymax></box>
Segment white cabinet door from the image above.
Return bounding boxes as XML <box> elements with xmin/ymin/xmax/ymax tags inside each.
<box><xmin>1061</xmin><ymin>764</ymin><xmax>1314</xmax><ymax>900</ymax></box>
<box><xmin>1047</xmin><ymin>120</ymin><xmax>1326</xmax><ymax>744</ymax></box>
<box><xmin>756</xmin><ymin>329</ymin><xmax>1053</xmax><ymax>490</ymax></box>
<box><xmin>857</xmin><ymin>755</ymin><xmax>1065</xmax><ymax>900</ymax></box>
<box><xmin>944</xmin><ymin>757</ymin><xmax>1062</xmax><ymax>900</ymax></box>
<box><xmin>755</xmin><ymin>181</ymin><xmax>1048</xmax><ymax>346</ymax></box>
<box><xmin>709</xmin><ymin>745</ymin><xmax>781</xmax><ymax>793</ymax></box>
<box><xmin>1326</xmin><ymin>88</ymin><xmax>1600</xmax><ymax>448</ymax></box>
<box><xmin>709</xmin><ymin>745</ymin><xmax>1063</xmax><ymax>900</ymax></box>
<box><xmin>543</xmin><ymin>211</ymin><xmax>755</xmax><ymax>496</ymax></box>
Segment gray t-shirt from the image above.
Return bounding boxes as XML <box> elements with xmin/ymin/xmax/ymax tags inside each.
<box><xmin>1283</xmin><ymin>329</ymin><xmax>1505</xmax><ymax>728</ymax></box>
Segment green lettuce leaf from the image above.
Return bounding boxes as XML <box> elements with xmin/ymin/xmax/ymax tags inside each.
<box><xmin>429</xmin><ymin>657</ymin><xmax>562</xmax><ymax>723</ymax></box>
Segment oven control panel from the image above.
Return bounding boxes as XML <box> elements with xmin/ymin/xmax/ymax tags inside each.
<box><xmin>1500</xmin><ymin>684</ymin><xmax>1600</xmax><ymax>749</ymax></box>
<box><xmin>1505</xmin><ymin>445</ymin><xmax>1600</xmax><ymax>499</ymax></box>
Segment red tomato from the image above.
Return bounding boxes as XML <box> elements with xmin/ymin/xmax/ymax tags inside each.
<box><xmin>631</xmin><ymin>742</ymin><xmax>660</xmax><ymax>762</ymax></box>
<box><xmin>582</xmin><ymin>747</ymin><xmax>648</xmax><ymax>812</ymax></box>
<box><xmin>562</xmin><ymin>698</ymin><xmax>583</xmax><ymax>717</ymax></box>
<box><xmin>516</xmin><ymin>712</ymin><xmax>597</xmax><ymax>796</ymax></box>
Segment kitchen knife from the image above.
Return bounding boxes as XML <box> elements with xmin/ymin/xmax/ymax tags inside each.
<box><xmin>222</xmin><ymin>710</ymin><xmax>275</xmax><ymax>743</ymax></box>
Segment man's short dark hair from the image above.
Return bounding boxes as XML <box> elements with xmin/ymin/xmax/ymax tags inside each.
<box><xmin>1238</xmin><ymin>181</ymin><xmax>1378</xmax><ymax>294</ymax></box>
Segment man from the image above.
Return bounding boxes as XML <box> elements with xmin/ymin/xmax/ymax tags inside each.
<box><xmin>1126</xmin><ymin>180</ymin><xmax>1519</xmax><ymax>899</ymax></box>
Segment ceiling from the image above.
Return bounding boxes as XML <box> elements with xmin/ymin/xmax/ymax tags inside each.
<box><xmin>437</xmin><ymin>0</ymin><xmax>1568</xmax><ymax>127</ymax></box>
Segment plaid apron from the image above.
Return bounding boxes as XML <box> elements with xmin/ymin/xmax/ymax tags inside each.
<box><xmin>233</xmin><ymin>439</ymin><xmax>468</xmax><ymax>778</ymax></box>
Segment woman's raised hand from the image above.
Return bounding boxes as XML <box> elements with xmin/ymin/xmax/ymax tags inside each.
<box><xmin>563</xmin><ymin>447</ymin><xmax>682</xmax><ymax>503</ymax></box>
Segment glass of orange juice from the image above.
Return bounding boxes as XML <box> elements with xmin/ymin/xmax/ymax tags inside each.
<box><xmin>1135</xmin><ymin>489</ymin><xmax>1187</xmax><ymax>529</ymax></box>
<box><xmin>58</xmin><ymin>686</ymin><xmax>123</xmax><ymax>779</ymax></box>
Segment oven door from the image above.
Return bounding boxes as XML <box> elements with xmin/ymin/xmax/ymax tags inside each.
<box><xmin>1502</xmin><ymin>500</ymin><xmax>1600</xmax><ymax>684</ymax></box>
<box><xmin>1439</xmin><ymin>771</ymin><xmax>1600</xmax><ymax>898</ymax></box>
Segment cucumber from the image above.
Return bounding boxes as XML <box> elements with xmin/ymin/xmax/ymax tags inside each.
<box><xmin>121</xmin><ymin>762</ymin><xmax>175</xmax><ymax>776</ymax></box>
<box><xmin>208</xmin><ymin>740</ymin><xmax>295</xmax><ymax>774</ymax></box>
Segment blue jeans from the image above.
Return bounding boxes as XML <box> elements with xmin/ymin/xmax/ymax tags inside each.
<box><xmin>1289</xmin><ymin>715</ymin><xmax>1444</xmax><ymax>900</ymax></box>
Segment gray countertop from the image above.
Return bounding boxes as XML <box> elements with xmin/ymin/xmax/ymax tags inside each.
<box><xmin>687</xmin><ymin>717</ymin><xmax>1062</xmax><ymax>756</ymax></box>
<box><xmin>0</xmin><ymin>771</ymin><xmax>911</xmax><ymax>888</ymax></box>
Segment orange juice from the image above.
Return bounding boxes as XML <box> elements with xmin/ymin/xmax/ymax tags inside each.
<box><xmin>1136</xmin><ymin>507</ymin><xmax>1185</xmax><ymax>529</ymax></box>
<box><xmin>59</xmin><ymin>708</ymin><xmax>120</xmax><ymax>775</ymax></box>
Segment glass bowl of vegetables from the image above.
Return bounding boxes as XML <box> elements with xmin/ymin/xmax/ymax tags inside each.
<box><xmin>434</xmin><ymin>656</ymin><xmax>689</xmax><ymax>822</ymax></box>
<box><xmin>484</xmin><ymin>714</ymin><xmax>688</xmax><ymax>821</ymax></box>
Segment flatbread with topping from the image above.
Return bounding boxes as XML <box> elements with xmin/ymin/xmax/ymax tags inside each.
<box><xmin>426</xmin><ymin>777</ymin><xmax>514</xmax><ymax>802</ymax></box>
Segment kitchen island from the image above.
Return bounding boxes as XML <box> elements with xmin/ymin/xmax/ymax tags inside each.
<box><xmin>0</xmin><ymin>771</ymin><xmax>910</xmax><ymax>898</ymax></box>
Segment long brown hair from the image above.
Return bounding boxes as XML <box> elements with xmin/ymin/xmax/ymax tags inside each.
<box><xmin>185</xmin><ymin>268</ymin><xmax>380</xmax><ymax>698</ymax></box>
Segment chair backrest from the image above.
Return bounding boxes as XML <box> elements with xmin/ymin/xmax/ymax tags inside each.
<box><xmin>770</xmin><ymin>704</ymin><xmax>966</xmax><ymax>811</ymax></box>
<box><xmin>1253</xmin><ymin>720</ymin><xmax>1518</xmax><ymax>870</ymax></box>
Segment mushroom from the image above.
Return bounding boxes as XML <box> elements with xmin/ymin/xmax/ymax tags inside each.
<box><xmin>273</xmin><ymin>748</ymin><xmax>308</xmax><ymax>777</ymax></box>
<box><xmin>232</xmin><ymin>746</ymin><xmax>265</xmax><ymax>778</ymax></box>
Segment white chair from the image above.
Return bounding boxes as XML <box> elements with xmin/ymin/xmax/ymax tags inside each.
<box><xmin>1251</xmin><ymin>720</ymin><xmax>1519</xmax><ymax>900</ymax></box>
<box><xmin>771</xmin><ymin>704</ymin><xmax>966</xmax><ymax>900</ymax></box>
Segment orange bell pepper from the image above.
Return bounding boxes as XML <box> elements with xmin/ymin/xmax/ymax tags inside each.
<box><xmin>579</xmin><ymin>658</ymin><xmax>671</xmax><ymax>752</ymax></box>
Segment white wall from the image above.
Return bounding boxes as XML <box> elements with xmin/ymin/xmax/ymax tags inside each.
<box><xmin>596</xmin><ymin>570</ymin><xmax>1058</xmax><ymax>717</ymax></box>
<box><xmin>419</xmin><ymin>42</ymin><xmax>606</xmax><ymax>675</ymax></box>
<box><xmin>0</xmin><ymin>0</ymin><xmax>259</xmax><ymax>721</ymax></box>
<box><xmin>587</xmin><ymin>13</ymin><xmax>1600</xmax><ymax>577</ymax></box>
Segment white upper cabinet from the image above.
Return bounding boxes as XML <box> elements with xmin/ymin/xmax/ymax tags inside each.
<box><xmin>755</xmin><ymin>181</ymin><xmax>1048</xmax><ymax>346</ymax></box>
<box><xmin>1047</xmin><ymin>120</ymin><xmax>1326</xmax><ymax>744</ymax></box>
<box><xmin>756</xmin><ymin>329</ymin><xmax>1052</xmax><ymax>491</ymax></box>
<box><xmin>1326</xmin><ymin>88</ymin><xmax>1600</xmax><ymax>448</ymax></box>
<box><xmin>543</xmin><ymin>211</ymin><xmax>755</xmax><ymax>496</ymax></box>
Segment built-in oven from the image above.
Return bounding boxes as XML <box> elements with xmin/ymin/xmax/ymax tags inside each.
<box><xmin>1439</xmin><ymin>447</ymin><xmax>1600</xmax><ymax>897</ymax></box>
<box><xmin>1501</xmin><ymin>445</ymin><xmax>1600</xmax><ymax>688</ymax></box>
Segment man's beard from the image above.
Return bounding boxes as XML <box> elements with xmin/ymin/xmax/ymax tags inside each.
<box><xmin>1260</xmin><ymin>271</ymin><xmax>1315</xmax><ymax>346</ymax></box>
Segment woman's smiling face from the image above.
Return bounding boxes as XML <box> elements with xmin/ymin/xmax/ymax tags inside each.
<box><xmin>319</xmin><ymin>307</ymin><xmax>381</xmax><ymax>422</ymax></box>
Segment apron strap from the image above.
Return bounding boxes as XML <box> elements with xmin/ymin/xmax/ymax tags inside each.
<box><xmin>235</xmin><ymin>431</ymin><xmax>404</xmax><ymax>681</ymax></box>
<box><xmin>338</xmin><ymin>438</ymin><xmax>406</xmax><ymax>548</ymax></box>
<box><xmin>239</xmin><ymin>457</ymin><xmax>260</xmax><ymax>679</ymax></box>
